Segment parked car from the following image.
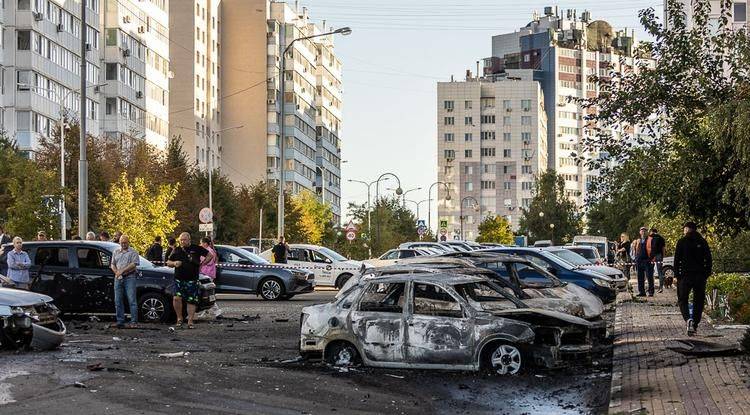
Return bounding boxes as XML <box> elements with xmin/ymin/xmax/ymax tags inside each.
<box><xmin>214</xmin><ymin>245</ymin><xmax>314</xmax><ymax>300</ymax></box>
<box><xmin>300</xmin><ymin>272</ymin><xmax>604</xmax><ymax>374</ymax></box>
<box><xmin>439</xmin><ymin>241</ymin><xmax>474</xmax><ymax>252</ymax></box>
<box><xmin>544</xmin><ymin>247</ymin><xmax>628</xmax><ymax>290</ymax></box>
<box><xmin>399</xmin><ymin>242</ymin><xmax>455</xmax><ymax>253</ymax></box>
<box><xmin>563</xmin><ymin>246</ymin><xmax>603</xmax><ymax>265</ymax></box>
<box><xmin>261</xmin><ymin>244</ymin><xmax>362</xmax><ymax>289</ymax></box>
<box><xmin>364</xmin><ymin>248</ymin><xmax>430</xmax><ymax>268</ymax></box>
<box><xmin>533</xmin><ymin>240</ymin><xmax>553</xmax><ymax>247</ymax></box>
<box><xmin>480</xmin><ymin>248</ymin><xmax>618</xmax><ymax>303</ymax></box>
<box><xmin>662</xmin><ymin>256</ymin><xmax>675</xmax><ymax>281</ymax></box>
<box><xmin>572</xmin><ymin>236</ymin><xmax>614</xmax><ymax>265</ymax></box>
<box><xmin>0</xmin><ymin>287</ymin><xmax>66</xmax><ymax>350</ymax></box>
<box><xmin>238</xmin><ymin>245</ymin><xmax>260</xmax><ymax>255</ymax></box>
<box><xmin>0</xmin><ymin>241</ymin><xmax>216</xmax><ymax>323</ymax></box>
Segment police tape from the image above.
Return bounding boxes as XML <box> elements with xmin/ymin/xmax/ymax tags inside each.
<box><xmin>150</xmin><ymin>260</ymin><xmax>362</xmax><ymax>273</ymax></box>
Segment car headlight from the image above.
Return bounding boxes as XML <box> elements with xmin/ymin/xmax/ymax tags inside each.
<box><xmin>592</xmin><ymin>278</ymin><xmax>610</xmax><ymax>287</ymax></box>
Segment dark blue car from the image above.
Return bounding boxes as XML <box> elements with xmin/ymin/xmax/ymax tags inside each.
<box><xmin>481</xmin><ymin>248</ymin><xmax>617</xmax><ymax>303</ymax></box>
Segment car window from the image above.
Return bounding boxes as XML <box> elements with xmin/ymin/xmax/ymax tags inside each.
<box><xmin>218</xmin><ymin>249</ymin><xmax>244</xmax><ymax>264</ymax></box>
<box><xmin>518</xmin><ymin>254</ymin><xmax>549</xmax><ymax>269</ymax></box>
<box><xmin>34</xmin><ymin>247</ymin><xmax>68</xmax><ymax>267</ymax></box>
<box><xmin>412</xmin><ymin>283</ymin><xmax>463</xmax><ymax>318</ymax></box>
<box><xmin>318</xmin><ymin>247</ymin><xmax>347</xmax><ymax>262</ymax></box>
<box><xmin>381</xmin><ymin>250</ymin><xmax>398</xmax><ymax>260</ymax></box>
<box><xmin>399</xmin><ymin>250</ymin><xmax>416</xmax><ymax>259</ymax></box>
<box><xmin>77</xmin><ymin>248</ymin><xmax>111</xmax><ymax>269</ymax></box>
<box><xmin>454</xmin><ymin>282</ymin><xmax>517</xmax><ymax>311</ymax></box>
<box><xmin>310</xmin><ymin>250</ymin><xmax>330</xmax><ymax>263</ymax></box>
<box><xmin>550</xmin><ymin>249</ymin><xmax>589</xmax><ymax>266</ymax></box>
<box><xmin>358</xmin><ymin>282</ymin><xmax>405</xmax><ymax>313</ymax></box>
<box><xmin>289</xmin><ymin>248</ymin><xmax>310</xmax><ymax>262</ymax></box>
<box><xmin>512</xmin><ymin>263</ymin><xmax>556</xmax><ymax>288</ymax></box>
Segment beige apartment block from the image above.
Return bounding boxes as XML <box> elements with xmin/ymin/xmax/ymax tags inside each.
<box><xmin>437</xmin><ymin>70</ymin><xmax>547</xmax><ymax>240</ymax></box>
<box><xmin>668</xmin><ymin>0</ymin><xmax>747</xmax><ymax>29</ymax></box>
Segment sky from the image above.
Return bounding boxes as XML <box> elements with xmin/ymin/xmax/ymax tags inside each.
<box><xmin>298</xmin><ymin>0</ymin><xmax>663</xmax><ymax>228</ymax></box>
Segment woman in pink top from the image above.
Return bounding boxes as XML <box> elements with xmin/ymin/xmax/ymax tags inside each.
<box><xmin>199</xmin><ymin>237</ymin><xmax>217</xmax><ymax>280</ymax></box>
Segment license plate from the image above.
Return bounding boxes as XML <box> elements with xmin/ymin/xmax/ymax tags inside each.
<box><xmin>209</xmin><ymin>295</ymin><xmax>216</xmax><ymax>302</ymax></box>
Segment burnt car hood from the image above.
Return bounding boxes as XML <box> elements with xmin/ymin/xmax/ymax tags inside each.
<box><xmin>0</xmin><ymin>288</ymin><xmax>53</xmax><ymax>306</ymax></box>
<box><xmin>488</xmin><ymin>308</ymin><xmax>596</xmax><ymax>328</ymax></box>
<box><xmin>521</xmin><ymin>284</ymin><xmax>604</xmax><ymax>319</ymax></box>
<box><xmin>580</xmin><ymin>265</ymin><xmax>622</xmax><ymax>278</ymax></box>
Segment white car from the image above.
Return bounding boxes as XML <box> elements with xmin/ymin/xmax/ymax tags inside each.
<box><xmin>261</xmin><ymin>244</ymin><xmax>362</xmax><ymax>289</ymax></box>
<box><xmin>364</xmin><ymin>248</ymin><xmax>431</xmax><ymax>268</ymax></box>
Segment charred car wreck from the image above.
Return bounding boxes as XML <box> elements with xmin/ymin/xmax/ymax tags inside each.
<box><xmin>0</xmin><ymin>287</ymin><xmax>66</xmax><ymax>350</ymax></box>
<box><xmin>300</xmin><ymin>273</ymin><xmax>604</xmax><ymax>374</ymax></box>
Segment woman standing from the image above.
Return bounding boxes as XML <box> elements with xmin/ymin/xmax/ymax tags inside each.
<box><xmin>617</xmin><ymin>233</ymin><xmax>631</xmax><ymax>280</ymax></box>
<box><xmin>198</xmin><ymin>237</ymin><xmax>221</xmax><ymax>318</ymax></box>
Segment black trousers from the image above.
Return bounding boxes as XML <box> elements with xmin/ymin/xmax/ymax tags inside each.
<box><xmin>677</xmin><ymin>277</ymin><xmax>707</xmax><ymax>326</ymax></box>
<box><xmin>636</xmin><ymin>262</ymin><xmax>654</xmax><ymax>295</ymax></box>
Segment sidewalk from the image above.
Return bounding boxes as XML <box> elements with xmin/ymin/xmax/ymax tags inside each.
<box><xmin>608</xmin><ymin>278</ymin><xmax>750</xmax><ymax>415</ymax></box>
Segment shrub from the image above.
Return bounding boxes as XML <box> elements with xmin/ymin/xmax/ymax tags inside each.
<box><xmin>706</xmin><ymin>273</ymin><xmax>750</xmax><ymax>324</ymax></box>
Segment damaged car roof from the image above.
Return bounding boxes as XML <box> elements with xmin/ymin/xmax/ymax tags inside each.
<box><xmin>359</xmin><ymin>271</ymin><xmax>490</xmax><ymax>286</ymax></box>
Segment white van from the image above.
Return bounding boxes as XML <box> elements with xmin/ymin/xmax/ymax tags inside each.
<box><xmin>572</xmin><ymin>236</ymin><xmax>613</xmax><ymax>264</ymax></box>
<box><xmin>261</xmin><ymin>244</ymin><xmax>362</xmax><ymax>289</ymax></box>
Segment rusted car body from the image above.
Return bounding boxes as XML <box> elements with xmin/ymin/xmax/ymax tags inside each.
<box><xmin>301</xmin><ymin>273</ymin><xmax>603</xmax><ymax>374</ymax></box>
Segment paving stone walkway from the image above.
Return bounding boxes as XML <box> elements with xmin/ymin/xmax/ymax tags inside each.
<box><xmin>608</xmin><ymin>279</ymin><xmax>750</xmax><ymax>415</ymax></box>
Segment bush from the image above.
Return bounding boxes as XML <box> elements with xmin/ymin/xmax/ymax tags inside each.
<box><xmin>706</xmin><ymin>273</ymin><xmax>750</xmax><ymax>324</ymax></box>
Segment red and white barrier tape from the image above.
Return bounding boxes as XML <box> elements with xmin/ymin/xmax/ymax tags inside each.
<box><xmin>150</xmin><ymin>260</ymin><xmax>361</xmax><ymax>273</ymax></box>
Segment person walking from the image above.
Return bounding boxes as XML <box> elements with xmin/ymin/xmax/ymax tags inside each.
<box><xmin>631</xmin><ymin>227</ymin><xmax>654</xmax><ymax>297</ymax></box>
<box><xmin>110</xmin><ymin>235</ymin><xmax>140</xmax><ymax>329</ymax></box>
<box><xmin>36</xmin><ymin>231</ymin><xmax>48</xmax><ymax>241</ymax></box>
<box><xmin>6</xmin><ymin>237</ymin><xmax>31</xmax><ymax>290</ymax></box>
<box><xmin>197</xmin><ymin>236</ymin><xmax>222</xmax><ymax>319</ymax></box>
<box><xmin>85</xmin><ymin>231</ymin><xmax>97</xmax><ymax>241</ymax></box>
<box><xmin>674</xmin><ymin>222</ymin><xmax>712</xmax><ymax>336</ymax></box>
<box><xmin>164</xmin><ymin>237</ymin><xmax>176</xmax><ymax>263</ymax></box>
<box><xmin>617</xmin><ymin>233</ymin><xmax>631</xmax><ymax>280</ymax></box>
<box><xmin>146</xmin><ymin>236</ymin><xmax>164</xmax><ymax>263</ymax></box>
<box><xmin>166</xmin><ymin>232</ymin><xmax>208</xmax><ymax>329</ymax></box>
<box><xmin>272</xmin><ymin>236</ymin><xmax>289</xmax><ymax>264</ymax></box>
<box><xmin>649</xmin><ymin>228</ymin><xmax>667</xmax><ymax>293</ymax></box>
<box><xmin>0</xmin><ymin>225</ymin><xmax>11</xmax><ymax>245</ymax></box>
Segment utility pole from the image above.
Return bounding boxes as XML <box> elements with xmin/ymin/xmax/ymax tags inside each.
<box><xmin>78</xmin><ymin>0</ymin><xmax>88</xmax><ymax>238</ymax></box>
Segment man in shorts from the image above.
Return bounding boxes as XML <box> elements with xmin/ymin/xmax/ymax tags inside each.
<box><xmin>166</xmin><ymin>232</ymin><xmax>207</xmax><ymax>328</ymax></box>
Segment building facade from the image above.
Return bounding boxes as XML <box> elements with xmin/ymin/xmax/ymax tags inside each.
<box><xmin>437</xmin><ymin>70</ymin><xmax>548</xmax><ymax>239</ymax></box>
<box><xmin>221</xmin><ymin>0</ymin><xmax>343</xmax><ymax>223</ymax></box>
<box><xmin>667</xmin><ymin>0</ymin><xmax>747</xmax><ymax>29</ymax></box>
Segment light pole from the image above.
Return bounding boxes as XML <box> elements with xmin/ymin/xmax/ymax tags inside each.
<box><xmin>348</xmin><ymin>177</ymin><xmax>390</xmax><ymax>257</ymax></box>
<box><xmin>79</xmin><ymin>0</ymin><xmax>88</xmax><ymax>239</ymax></box>
<box><xmin>277</xmin><ymin>26</ymin><xmax>352</xmax><ymax>239</ymax></box>
<box><xmin>389</xmin><ymin>186</ymin><xmax>421</xmax><ymax>207</ymax></box>
<box><xmin>404</xmin><ymin>198</ymin><xmax>432</xmax><ymax>221</ymax></box>
<box><xmin>550</xmin><ymin>223</ymin><xmax>555</xmax><ymax>244</ymax></box>
<box><xmin>427</xmin><ymin>181</ymin><xmax>452</xmax><ymax>239</ymax></box>
<box><xmin>374</xmin><ymin>173</ymin><xmax>403</xmax><ymax>251</ymax></box>
<box><xmin>459</xmin><ymin>196</ymin><xmax>479</xmax><ymax>241</ymax></box>
<box><xmin>18</xmin><ymin>82</ymin><xmax>106</xmax><ymax>240</ymax></box>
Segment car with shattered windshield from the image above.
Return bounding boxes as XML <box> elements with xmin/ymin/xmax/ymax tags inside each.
<box><xmin>300</xmin><ymin>273</ymin><xmax>604</xmax><ymax>374</ymax></box>
<box><xmin>0</xmin><ymin>287</ymin><xmax>66</xmax><ymax>350</ymax></box>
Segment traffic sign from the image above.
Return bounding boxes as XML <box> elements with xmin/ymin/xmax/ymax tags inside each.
<box><xmin>417</xmin><ymin>227</ymin><xmax>426</xmax><ymax>236</ymax></box>
<box><xmin>439</xmin><ymin>219</ymin><xmax>448</xmax><ymax>228</ymax></box>
<box><xmin>199</xmin><ymin>223</ymin><xmax>214</xmax><ymax>232</ymax></box>
<box><xmin>344</xmin><ymin>220</ymin><xmax>357</xmax><ymax>231</ymax></box>
<box><xmin>416</xmin><ymin>219</ymin><xmax>426</xmax><ymax>228</ymax></box>
<box><xmin>346</xmin><ymin>231</ymin><xmax>356</xmax><ymax>241</ymax></box>
<box><xmin>199</xmin><ymin>207</ymin><xmax>213</xmax><ymax>224</ymax></box>
<box><xmin>440</xmin><ymin>228</ymin><xmax>447</xmax><ymax>236</ymax></box>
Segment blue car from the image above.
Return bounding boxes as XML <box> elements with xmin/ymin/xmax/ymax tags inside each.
<box><xmin>480</xmin><ymin>247</ymin><xmax>618</xmax><ymax>303</ymax></box>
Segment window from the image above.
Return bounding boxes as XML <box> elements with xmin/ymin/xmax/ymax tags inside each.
<box><xmin>464</xmin><ymin>116</ymin><xmax>473</xmax><ymax>125</ymax></box>
<box><xmin>464</xmin><ymin>133</ymin><xmax>472</xmax><ymax>141</ymax></box>
<box><xmin>464</xmin><ymin>165</ymin><xmax>473</xmax><ymax>175</ymax></box>
<box><xmin>399</xmin><ymin>250</ymin><xmax>417</xmax><ymax>259</ymax></box>
<box><xmin>413</xmin><ymin>283</ymin><xmax>462</xmax><ymax>318</ymax></box>
<box><xmin>481</xmin><ymin>131</ymin><xmax>496</xmax><ymax>141</ymax></box>
<box><xmin>444</xmin><ymin>117</ymin><xmax>454</xmax><ymax>125</ymax></box>
<box><xmin>464</xmin><ymin>149</ymin><xmax>472</xmax><ymax>158</ymax></box>
<box><xmin>559</xmin><ymin>126</ymin><xmax>580</xmax><ymax>135</ymax></box>
<box><xmin>481</xmin><ymin>180</ymin><xmax>496</xmax><ymax>190</ymax></box>
<box><xmin>77</xmin><ymin>248</ymin><xmax>111</xmax><ymax>269</ymax></box>
<box><xmin>503</xmin><ymin>132</ymin><xmax>511</xmax><ymax>141</ymax></box>
<box><xmin>521</xmin><ymin>116</ymin><xmax>531</xmax><ymax>125</ymax></box>
<box><xmin>503</xmin><ymin>100</ymin><xmax>511</xmax><ymax>110</ymax></box>
<box><xmin>443</xmin><ymin>133</ymin><xmax>454</xmax><ymax>142</ymax></box>
<box><xmin>359</xmin><ymin>282</ymin><xmax>405</xmax><ymax>313</ymax></box>
<box><xmin>522</xmin><ymin>165</ymin><xmax>532</xmax><ymax>174</ymax></box>
<box><xmin>465</xmin><ymin>182</ymin><xmax>473</xmax><ymax>191</ymax></box>
<box><xmin>503</xmin><ymin>182</ymin><xmax>512</xmax><ymax>190</ymax></box>
<box><xmin>521</xmin><ymin>132</ymin><xmax>531</xmax><ymax>143</ymax></box>
<box><xmin>443</xmin><ymin>100</ymin><xmax>454</xmax><ymax>110</ymax></box>
<box><xmin>444</xmin><ymin>149</ymin><xmax>455</xmax><ymax>159</ymax></box>
<box><xmin>464</xmin><ymin>100</ymin><xmax>472</xmax><ymax>109</ymax></box>
<box><xmin>105</xmin><ymin>63</ymin><xmax>117</xmax><ymax>80</ymax></box>
<box><xmin>483</xmin><ymin>164</ymin><xmax>496</xmax><ymax>174</ymax></box>
<box><xmin>503</xmin><ymin>116</ymin><xmax>511</xmax><ymax>126</ymax></box>
<box><xmin>17</xmin><ymin>30</ymin><xmax>31</xmax><ymax>50</ymax></box>
<box><xmin>481</xmin><ymin>147</ymin><xmax>496</xmax><ymax>157</ymax></box>
<box><xmin>735</xmin><ymin>2</ymin><xmax>747</xmax><ymax>22</ymax></box>
<box><xmin>34</xmin><ymin>247</ymin><xmax>69</xmax><ymax>267</ymax></box>
<box><xmin>521</xmin><ymin>99</ymin><xmax>532</xmax><ymax>111</ymax></box>
<box><xmin>503</xmin><ymin>149</ymin><xmax>512</xmax><ymax>158</ymax></box>
<box><xmin>502</xmin><ymin>165</ymin><xmax>510</xmax><ymax>174</ymax></box>
<box><xmin>522</xmin><ymin>182</ymin><xmax>533</xmax><ymax>190</ymax></box>
<box><xmin>481</xmin><ymin>115</ymin><xmax>495</xmax><ymax>124</ymax></box>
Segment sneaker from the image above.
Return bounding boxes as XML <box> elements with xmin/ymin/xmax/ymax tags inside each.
<box><xmin>686</xmin><ymin>319</ymin><xmax>695</xmax><ymax>336</ymax></box>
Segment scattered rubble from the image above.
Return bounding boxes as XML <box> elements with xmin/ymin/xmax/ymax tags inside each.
<box><xmin>666</xmin><ymin>339</ymin><xmax>743</xmax><ymax>357</ymax></box>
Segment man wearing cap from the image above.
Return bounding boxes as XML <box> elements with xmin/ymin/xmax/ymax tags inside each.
<box><xmin>674</xmin><ymin>222</ymin><xmax>712</xmax><ymax>336</ymax></box>
<box><xmin>630</xmin><ymin>226</ymin><xmax>655</xmax><ymax>297</ymax></box>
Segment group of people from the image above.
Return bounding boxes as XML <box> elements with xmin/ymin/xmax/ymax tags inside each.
<box><xmin>616</xmin><ymin>222</ymin><xmax>713</xmax><ymax>336</ymax></box>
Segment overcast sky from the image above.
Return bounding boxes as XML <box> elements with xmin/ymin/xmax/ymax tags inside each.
<box><xmin>298</xmin><ymin>0</ymin><xmax>662</xmax><ymax>227</ymax></box>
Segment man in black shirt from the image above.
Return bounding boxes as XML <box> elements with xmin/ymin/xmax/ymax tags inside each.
<box><xmin>674</xmin><ymin>222</ymin><xmax>712</xmax><ymax>336</ymax></box>
<box><xmin>650</xmin><ymin>228</ymin><xmax>667</xmax><ymax>293</ymax></box>
<box><xmin>146</xmin><ymin>236</ymin><xmax>164</xmax><ymax>262</ymax></box>
<box><xmin>272</xmin><ymin>236</ymin><xmax>290</xmax><ymax>264</ymax></box>
<box><xmin>167</xmin><ymin>232</ymin><xmax>208</xmax><ymax>328</ymax></box>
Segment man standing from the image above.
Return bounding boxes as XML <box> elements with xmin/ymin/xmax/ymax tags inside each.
<box><xmin>166</xmin><ymin>232</ymin><xmax>207</xmax><ymax>329</ymax></box>
<box><xmin>146</xmin><ymin>236</ymin><xmax>164</xmax><ymax>263</ymax></box>
<box><xmin>99</xmin><ymin>231</ymin><xmax>110</xmax><ymax>242</ymax></box>
<box><xmin>36</xmin><ymin>231</ymin><xmax>48</xmax><ymax>241</ymax></box>
<box><xmin>110</xmin><ymin>235</ymin><xmax>140</xmax><ymax>328</ymax></box>
<box><xmin>617</xmin><ymin>233</ymin><xmax>631</xmax><ymax>280</ymax></box>
<box><xmin>631</xmin><ymin>227</ymin><xmax>654</xmax><ymax>297</ymax></box>
<box><xmin>0</xmin><ymin>225</ymin><xmax>11</xmax><ymax>245</ymax></box>
<box><xmin>6</xmin><ymin>237</ymin><xmax>31</xmax><ymax>290</ymax></box>
<box><xmin>112</xmin><ymin>231</ymin><xmax>123</xmax><ymax>244</ymax></box>
<box><xmin>675</xmin><ymin>222</ymin><xmax>712</xmax><ymax>336</ymax></box>
<box><xmin>649</xmin><ymin>228</ymin><xmax>667</xmax><ymax>293</ymax></box>
<box><xmin>272</xmin><ymin>236</ymin><xmax>290</xmax><ymax>264</ymax></box>
<box><xmin>85</xmin><ymin>231</ymin><xmax>97</xmax><ymax>241</ymax></box>
<box><xmin>164</xmin><ymin>237</ymin><xmax>176</xmax><ymax>263</ymax></box>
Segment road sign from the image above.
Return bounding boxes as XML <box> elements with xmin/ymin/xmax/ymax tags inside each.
<box><xmin>440</xmin><ymin>228</ymin><xmax>447</xmax><ymax>236</ymax></box>
<box><xmin>417</xmin><ymin>227</ymin><xmax>426</xmax><ymax>236</ymax></box>
<box><xmin>199</xmin><ymin>223</ymin><xmax>214</xmax><ymax>232</ymax></box>
<box><xmin>199</xmin><ymin>207</ymin><xmax>213</xmax><ymax>224</ymax></box>
<box><xmin>346</xmin><ymin>231</ymin><xmax>356</xmax><ymax>241</ymax></box>
<box><xmin>344</xmin><ymin>220</ymin><xmax>357</xmax><ymax>232</ymax></box>
<box><xmin>439</xmin><ymin>219</ymin><xmax>448</xmax><ymax>228</ymax></box>
<box><xmin>416</xmin><ymin>219</ymin><xmax>426</xmax><ymax>228</ymax></box>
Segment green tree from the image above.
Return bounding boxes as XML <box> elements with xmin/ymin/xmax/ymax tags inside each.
<box><xmin>519</xmin><ymin>170</ymin><xmax>582</xmax><ymax>244</ymax></box>
<box><xmin>287</xmin><ymin>190</ymin><xmax>333</xmax><ymax>245</ymax></box>
<box><xmin>476</xmin><ymin>215</ymin><xmax>514</xmax><ymax>244</ymax></box>
<box><xmin>98</xmin><ymin>173</ymin><xmax>179</xmax><ymax>253</ymax></box>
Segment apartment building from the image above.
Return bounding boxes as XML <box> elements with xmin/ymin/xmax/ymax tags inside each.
<box><xmin>2</xmin><ymin>0</ymin><xmax>170</xmax><ymax>154</ymax></box>
<box><xmin>487</xmin><ymin>7</ymin><xmax>651</xmax><ymax>205</ymax></box>
<box><xmin>668</xmin><ymin>0</ymin><xmax>748</xmax><ymax>29</ymax></box>
<box><xmin>169</xmin><ymin>0</ymin><xmax>220</xmax><ymax>171</ymax></box>
<box><xmin>221</xmin><ymin>0</ymin><xmax>343</xmax><ymax>223</ymax></box>
<box><xmin>437</xmin><ymin>70</ymin><xmax>548</xmax><ymax>239</ymax></box>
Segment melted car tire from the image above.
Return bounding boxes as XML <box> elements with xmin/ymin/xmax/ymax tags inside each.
<box><xmin>259</xmin><ymin>277</ymin><xmax>285</xmax><ymax>301</ymax></box>
<box><xmin>325</xmin><ymin>341</ymin><xmax>361</xmax><ymax>367</ymax></box>
<box><xmin>138</xmin><ymin>292</ymin><xmax>172</xmax><ymax>323</ymax></box>
<box><xmin>483</xmin><ymin>342</ymin><xmax>524</xmax><ymax>375</ymax></box>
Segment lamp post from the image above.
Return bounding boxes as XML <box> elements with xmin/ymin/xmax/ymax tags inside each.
<box><xmin>277</xmin><ymin>26</ymin><xmax>352</xmax><ymax>238</ymax></box>
<box><xmin>18</xmin><ymin>82</ymin><xmax>106</xmax><ymax>240</ymax></box>
<box><xmin>427</xmin><ymin>181</ymin><xmax>452</xmax><ymax>239</ymax></box>
<box><xmin>348</xmin><ymin>177</ymin><xmax>390</xmax><ymax>257</ymax></box>
<box><xmin>373</xmin><ymin>173</ymin><xmax>402</xmax><ymax>252</ymax></box>
<box><xmin>389</xmin><ymin>186</ymin><xmax>421</xmax><ymax>207</ymax></box>
<box><xmin>404</xmin><ymin>198</ymin><xmax>432</xmax><ymax>220</ymax></box>
<box><xmin>459</xmin><ymin>196</ymin><xmax>479</xmax><ymax>241</ymax></box>
<box><xmin>550</xmin><ymin>223</ymin><xmax>555</xmax><ymax>244</ymax></box>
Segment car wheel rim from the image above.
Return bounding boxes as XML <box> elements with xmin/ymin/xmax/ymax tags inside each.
<box><xmin>491</xmin><ymin>344</ymin><xmax>521</xmax><ymax>375</ymax></box>
<box><xmin>262</xmin><ymin>280</ymin><xmax>281</xmax><ymax>299</ymax></box>
<box><xmin>665</xmin><ymin>268</ymin><xmax>674</xmax><ymax>278</ymax></box>
<box><xmin>335</xmin><ymin>347</ymin><xmax>354</xmax><ymax>366</ymax></box>
<box><xmin>142</xmin><ymin>298</ymin><xmax>164</xmax><ymax>321</ymax></box>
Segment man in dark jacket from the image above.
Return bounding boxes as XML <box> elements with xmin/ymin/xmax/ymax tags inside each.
<box><xmin>649</xmin><ymin>228</ymin><xmax>667</xmax><ymax>293</ymax></box>
<box><xmin>272</xmin><ymin>236</ymin><xmax>289</xmax><ymax>264</ymax></box>
<box><xmin>146</xmin><ymin>236</ymin><xmax>164</xmax><ymax>262</ymax></box>
<box><xmin>674</xmin><ymin>222</ymin><xmax>712</xmax><ymax>336</ymax></box>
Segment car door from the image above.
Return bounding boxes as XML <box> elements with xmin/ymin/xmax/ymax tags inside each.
<box><xmin>405</xmin><ymin>282</ymin><xmax>474</xmax><ymax>365</ymax></box>
<box><xmin>75</xmin><ymin>247</ymin><xmax>116</xmax><ymax>312</ymax></box>
<box><xmin>350</xmin><ymin>281</ymin><xmax>406</xmax><ymax>363</ymax></box>
<box><xmin>287</xmin><ymin>247</ymin><xmax>318</xmax><ymax>278</ymax></box>
<box><xmin>214</xmin><ymin>247</ymin><xmax>257</xmax><ymax>294</ymax></box>
<box><xmin>30</xmin><ymin>246</ymin><xmax>78</xmax><ymax>311</ymax></box>
<box><xmin>309</xmin><ymin>249</ymin><xmax>335</xmax><ymax>286</ymax></box>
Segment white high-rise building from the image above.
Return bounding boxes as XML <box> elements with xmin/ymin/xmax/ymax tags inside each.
<box><xmin>667</xmin><ymin>0</ymin><xmax>747</xmax><ymax>29</ymax></box>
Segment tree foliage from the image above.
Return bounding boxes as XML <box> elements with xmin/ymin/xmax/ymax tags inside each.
<box><xmin>518</xmin><ymin>170</ymin><xmax>582</xmax><ymax>244</ymax></box>
<box><xmin>287</xmin><ymin>190</ymin><xmax>333</xmax><ymax>245</ymax></box>
<box><xmin>476</xmin><ymin>215</ymin><xmax>514</xmax><ymax>244</ymax></box>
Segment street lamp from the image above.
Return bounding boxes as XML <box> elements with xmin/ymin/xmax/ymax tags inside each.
<box><xmin>427</xmin><ymin>181</ymin><xmax>452</xmax><ymax>239</ymax></box>
<box><xmin>550</xmin><ymin>223</ymin><xmax>555</xmax><ymax>244</ymax></box>
<box><xmin>460</xmin><ymin>196</ymin><xmax>479</xmax><ymax>241</ymax></box>
<box><xmin>404</xmin><ymin>198</ymin><xmax>432</xmax><ymax>220</ymax></box>
<box><xmin>348</xmin><ymin>176</ymin><xmax>390</xmax><ymax>257</ymax></box>
<box><xmin>18</xmin><ymin>82</ymin><xmax>107</xmax><ymax>240</ymax></box>
<box><xmin>277</xmin><ymin>26</ymin><xmax>352</xmax><ymax>238</ymax></box>
<box><xmin>389</xmin><ymin>186</ymin><xmax>421</xmax><ymax>207</ymax></box>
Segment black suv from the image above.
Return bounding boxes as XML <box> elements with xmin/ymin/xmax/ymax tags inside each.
<box><xmin>0</xmin><ymin>241</ymin><xmax>216</xmax><ymax>323</ymax></box>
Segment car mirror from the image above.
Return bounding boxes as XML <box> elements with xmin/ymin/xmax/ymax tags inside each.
<box><xmin>342</xmin><ymin>302</ymin><xmax>352</xmax><ymax>309</ymax></box>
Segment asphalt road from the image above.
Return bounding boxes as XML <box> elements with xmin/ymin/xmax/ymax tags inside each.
<box><xmin>0</xmin><ymin>291</ymin><xmax>613</xmax><ymax>414</ymax></box>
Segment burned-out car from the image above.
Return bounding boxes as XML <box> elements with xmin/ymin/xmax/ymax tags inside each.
<box><xmin>0</xmin><ymin>287</ymin><xmax>66</xmax><ymax>350</ymax></box>
<box><xmin>300</xmin><ymin>273</ymin><xmax>604</xmax><ymax>374</ymax></box>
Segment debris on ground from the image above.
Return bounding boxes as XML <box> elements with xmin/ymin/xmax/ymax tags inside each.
<box><xmin>112</xmin><ymin>337</ymin><xmax>122</xmax><ymax>341</ymax></box>
<box><xmin>159</xmin><ymin>351</ymin><xmax>189</xmax><ymax>358</ymax></box>
<box><xmin>666</xmin><ymin>339</ymin><xmax>743</xmax><ymax>357</ymax></box>
<box><xmin>384</xmin><ymin>374</ymin><xmax>405</xmax><ymax>379</ymax></box>
<box><xmin>280</xmin><ymin>356</ymin><xmax>304</xmax><ymax>364</ymax></box>
<box><xmin>88</xmin><ymin>316</ymin><xmax>101</xmax><ymax>322</ymax></box>
<box><xmin>274</xmin><ymin>318</ymin><xmax>289</xmax><ymax>323</ymax></box>
<box><xmin>73</xmin><ymin>382</ymin><xmax>87</xmax><ymax>389</ymax></box>
<box><xmin>714</xmin><ymin>325</ymin><xmax>750</xmax><ymax>330</ymax></box>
